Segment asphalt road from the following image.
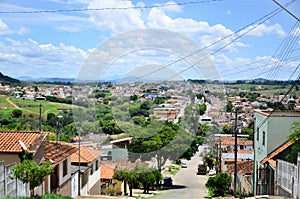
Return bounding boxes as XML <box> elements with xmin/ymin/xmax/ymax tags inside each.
<box><xmin>153</xmin><ymin>145</ymin><xmax>210</xmax><ymax>199</ymax></box>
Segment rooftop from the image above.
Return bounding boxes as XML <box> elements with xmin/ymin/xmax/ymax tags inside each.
<box><xmin>0</xmin><ymin>131</ymin><xmax>47</xmax><ymax>153</ymax></box>
<box><xmin>254</xmin><ymin>109</ymin><xmax>300</xmax><ymax>117</ymax></box>
<box><xmin>44</xmin><ymin>141</ymin><xmax>78</xmax><ymax>165</ymax></box>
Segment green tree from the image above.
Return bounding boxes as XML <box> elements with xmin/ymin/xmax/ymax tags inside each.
<box><xmin>128</xmin><ymin>122</ymin><xmax>193</xmax><ymax>172</ymax></box>
<box><xmin>287</xmin><ymin>121</ymin><xmax>300</xmax><ymax>163</ymax></box>
<box><xmin>11</xmin><ymin>159</ymin><xmax>53</xmax><ymax>197</ymax></box>
<box><xmin>113</xmin><ymin>168</ymin><xmax>138</xmax><ymax>197</ymax></box>
<box><xmin>11</xmin><ymin>109</ymin><xmax>22</xmax><ymax>118</ymax></box>
<box><xmin>225</xmin><ymin>101</ymin><xmax>233</xmax><ymax>112</ymax></box>
<box><xmin>205</xmin><ymin>172</ymin><xmax>232</xmax><ymax>197</ymax></box>
<box><xmin>198</xmin><ymin>103</ymin><xmax>207</xmax><ymax>115</ymax></box>
<box><xmin>136</xmin><ymin>165</ymin><xmax>162</xmax><ymax>194</ymax></box>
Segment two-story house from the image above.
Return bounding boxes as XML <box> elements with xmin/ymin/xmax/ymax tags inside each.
<box><xmin>70</xmin><ymin>145</ymin><xmax>102</xmax><ymax>195</ymax></box>
<box><xmin>253</xmin><ymin>110</ymin><xmax>300</xmax><ymax>195</ymax></box>
<box><xmin>43</xmin><ymin>141</ymin><xmax>78</xmax><ymax>197</ymax></box>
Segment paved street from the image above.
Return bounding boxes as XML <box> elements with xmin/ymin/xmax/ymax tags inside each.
<box><xmin>153</xmin><ymin>145</ymin><xmax>210</xmax><ymax>199</ymax></box>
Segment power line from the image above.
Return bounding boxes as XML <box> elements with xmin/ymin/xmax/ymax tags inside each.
<box><xmin>132</xmin><ymin>4</ymin><xmax>288</xmax><ymax>83</ymax></box>
<box><xmin>0</xmin><ymin>0</ymin><xmax>222</xmax><ymax>14</ymax></box>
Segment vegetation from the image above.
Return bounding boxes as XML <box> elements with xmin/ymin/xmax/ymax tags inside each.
<box><xmin>205</xmin><ymin>172</ymin><xmax>232</xmax><ymax>197</ymax></box>
<box><xmin>287</xmin><ymin>121</ymin><xmax>300</xmax><ymax>164</ymax></box>
<box><xmin>113</xmin><ymin>165</ymin><xmax>162</xmax><ymax>196</ymax></box>
<box><xmin>128</xmin><ymin>122</ymin><xmax>193</xmax><ymax>171</ymax></box>
<box><xmin>11</xmin><ymin>159</ymin><xmax>54</xmax><ymax>197</ymax></box>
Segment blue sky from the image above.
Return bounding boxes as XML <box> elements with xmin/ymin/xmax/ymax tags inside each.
<box><xmin>0</xmin><ymin>0</ymin><xmax>299</xmax><ymax>81</ymax></box>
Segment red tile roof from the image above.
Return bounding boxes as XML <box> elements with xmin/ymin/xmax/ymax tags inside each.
<box><xmin>216</xmin><ymin>136</ymin><xmax>253</xmax><ymax>146</ymax></box>
<box><xmin>101</xmin><ymin>162</ymin><xmax>115</xmax><ymax>179</ymax></box>
<box><xmin>44</xmin><ymin>141</ymin><xmax>78</xmax><ymax>165</ymax></box>
<box><xmin>226</xmin><ymin>160</ymin><xmax>254</xmax><ymax>175</ymax></box>
<box><xmin>260</xmin><ymin>140</ymin><xmax>293</xmax><ymax>168</ymax></box>
<box><xmin>0</xmin><ymin>131</ymin><xmax>47</xmax><ymax>153</ymax></box>
<box><xmin>71</xmin><ymin>145</ymin><xmax>102</xmax><ymax>164</ymax></box>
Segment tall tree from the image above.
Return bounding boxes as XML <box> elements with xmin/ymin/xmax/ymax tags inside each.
<box><xmin>113</xmin><ymin>168</ymin><xmax>138</xmax><ymax>197</ymax></box>
<box><xmin>128</xmin><ymin>122</ymin><xmax>193</xmax><ymax>171</ymax></box>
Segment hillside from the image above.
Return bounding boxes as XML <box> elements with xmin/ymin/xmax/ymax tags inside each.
<box><xmin>0</xmin><ymin>72</ymin><xmax>20</xmax><ymax>84</ymax></box>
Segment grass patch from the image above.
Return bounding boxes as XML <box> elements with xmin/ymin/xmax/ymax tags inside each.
<box><xmin>0</xmin><ymin>95</ymin><xmax>75</xmax><ymax>118</ymax></box>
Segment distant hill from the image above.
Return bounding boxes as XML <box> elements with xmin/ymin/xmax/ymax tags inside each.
<box><xmin>0</xmin><ymin>72</ymin><xmax>20</xmax><ymax>84</ymax></box>
<box><xmin>17</xmin><ymin>76</ymin><xmax>75</xmax><ymax>83</ymax></box>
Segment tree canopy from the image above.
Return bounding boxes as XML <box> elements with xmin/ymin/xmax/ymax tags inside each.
<box><xmin>11</xmin><ymin>159</ymin><xmax>54</xmax><ymax>197</ymax></box>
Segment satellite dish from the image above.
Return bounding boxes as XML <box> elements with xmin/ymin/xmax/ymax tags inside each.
<box><xmin>18</xmin><ymin>140</ymin><xmax>27</xmax><ymax>151</ymax></box>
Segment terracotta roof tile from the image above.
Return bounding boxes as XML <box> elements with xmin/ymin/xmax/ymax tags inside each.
<box><xmin>70</xmin><ymin>145</ymin><xmax>102</xmax><ymax>164</ymax></box>
<box><xmin>216</xmin><ymin>136</ymin><xmax>253</xmax><ymax>146</ymax></box>
<box><xmin>260</xmin><ymin>140</ymin><xmax>293</xmax><ymax>167</ymax></box>
<box><xmin>101</xmin><ymin>163</ymin><xmax>115</xmax><ymax>179</ymax></box>
<box><xmin>44</xmin><ymin>141</ymin><xmax>77</xmax><ymax>165</ymax></box>
<box><xmin>0</xmin><ymin>131</ymin><xmax>47</xmax><ymax>153</ymax></box>
<box><xmin>227</xmin><ymin>160</ymin><xmax>254</xmax><ymax>175</ymax></box>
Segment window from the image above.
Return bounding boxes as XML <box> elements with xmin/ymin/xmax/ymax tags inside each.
<box><xmin>257</xmin><ymin>127</ymin><xmax>259</xmax><ymax>141</ymax></box>
<box><xmin>262</xmin><ymin>131</ymin><xmax>265</xmax><ymax>146</ymax></box>
<box><xmin>90</xmin><ymin>164</ymin><xmax>94</xmax><ymax>175</ymax></box>
<box><xmin>95</xmin><ymin>160</ymin><xmax>99</xmax><ymax>171</ymax></box>
<box><xmin>63</xmin><ymin>159</ymin><xmax>68</xmax><ymax>177</ymax></box>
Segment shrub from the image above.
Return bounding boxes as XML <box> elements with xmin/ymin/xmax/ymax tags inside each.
<box><xmin>205</xmin><ymin>172</ymin><xmax>232</xmax><ymax>197</ymax></box>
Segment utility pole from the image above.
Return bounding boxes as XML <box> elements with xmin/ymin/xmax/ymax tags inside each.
<box><xmin>233</xmin><ymin>107</ymin><xmax>238</xmax><ymax>198</ymax></box>
<box><xmin>233</xmin><ymin>105</ymin><xmax>241</xmax><ymax>198</ymax></box>
<box><xmin>39</xmin><ymin>103</ymin><xmax>42</xmax><ymax>132</ymax></box>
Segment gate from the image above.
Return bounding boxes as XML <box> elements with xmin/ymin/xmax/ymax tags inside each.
<box><xmin>256</xmin><ymin>167</ymin><xmax>269</xmax><ymax>195</ymax></box>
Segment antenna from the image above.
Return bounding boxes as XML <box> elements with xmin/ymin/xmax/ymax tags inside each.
<box><xmin>18</xmin><ymin>140</ymin><xmax>27</xmax><ymax>151</ymax></box>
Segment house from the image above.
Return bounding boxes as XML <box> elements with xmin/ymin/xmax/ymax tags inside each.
<box><xmin>227</xmin><ymin>160</ymin><xmax>254</xmax><ymax>196</ymax></box>
<box><xmin>70</xmin><ymin>145</ymin><xmax>102</xmax><ymax>195</ymax></box>
<box><xmin>253</xmin><ymin>110</ymin><xmax>300</xmax><ymax>195</ymax></box>
<box><xmin>259</xmin><ymin>141</ymin><xmax>294</xmax><ymax>197</ymax></box>
<box><xmin>100</xmin><ymin>162</ymin><xmax>121</xmax><ymax>195</ymax></box>
<box><xmin>43</xmin><ymin>141</ymin><xmax>78</xmax><ymax>197</ymax></box>
<box><xmin>0</xmin><ymin>131</ymin><xmax>48</xmax><ymax>197</ymax></box>
<box><xmin>153</xmin><ymin>107</ymin><xmax>177</xmax><ymax>122</ymax></box>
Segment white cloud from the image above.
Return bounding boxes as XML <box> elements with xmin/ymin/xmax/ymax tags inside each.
<box><xmin>0</xmin><ymin>20</ymin><xmax>11</xmax><ymax>35</ymax></box>
<box><xmin>240</xmin><ymin>23</ymin><xmax>286</xmax><ymax>37</ymax></box>
<box><xmin>56</xmin><ymin>26</ymin><xmax>81</xmax><ymax>32</ymax></box>
<box><xmin>87</xmin><ymin>0</ymin><xmax>145</xmax><ymax>33</ymax></box>
<box><xmin>0</xmin><ymin>38</ymin><xmax>88</xmax><ymax>78</ymax></box>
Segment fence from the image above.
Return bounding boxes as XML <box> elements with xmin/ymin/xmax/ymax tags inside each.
<box><xmin>0</xmin><ymin>161</ymin><xmax>28</xmax><ymax>197</ymax></box>
<box><xmin>276</xmin><ymin>159</ymin><xmax>297</xmax><ymax>198</ymax></box>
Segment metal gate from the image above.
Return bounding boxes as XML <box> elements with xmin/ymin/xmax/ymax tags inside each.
<box><xmin>256</xmin><ymin>167</ymin><xmax>269</xmax><ymax>195</ymax></box>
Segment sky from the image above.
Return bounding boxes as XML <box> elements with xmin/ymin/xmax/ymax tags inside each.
<box><xmin>0</xmin><ymin>0</ymin><xmax>299</xmax><ymax>82</ymax></box>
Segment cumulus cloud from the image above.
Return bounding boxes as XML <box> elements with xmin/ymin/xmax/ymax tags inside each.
<box><xmin>239</xmin><ymin>23</ymin><xmax>286</xmax><ymax>37</ymax></box>
<box><xmin>0</xmin><ymin>38</ymin><xmax>88</xmax><ymax>77</ymax></box>
<box><xmin>0</xmin><ymin>20</ymin><xmax>11</xmax><ymax>35</ymax></box>
<box><xmin>87</xmin><ymin>0</ymin><xmax>145</xmax><ymax>33</ymax></box>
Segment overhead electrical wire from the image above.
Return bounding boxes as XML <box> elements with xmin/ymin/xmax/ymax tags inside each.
<box><xmin>265</xmin><ymin>21</ymin><xmax>300</xmax><ymax>81</ymax></box>
<box><xmin>133</xmin><ymin>3</ymin><xmax>289</xmax><ymax>82</ymax></box>
<box><xmin>0</xmin><ymin>0</ymin><xmax>222</xmax><ymax>14</ymax></box>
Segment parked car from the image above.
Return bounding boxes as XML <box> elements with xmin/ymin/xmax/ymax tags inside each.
<box><xmin>163</xmin><ymin>177</ymin><xmax>173</xmax><ymax>187</ymax></box>
<box><xmin>208</xmin><ymin>169</ymin><xmax>216</xmax><ymax>176</ymax></box>
<box><xmin>181</xmin><ymin>162</ymin><xmax>187</xmax><ymax>168</ymax></box>
<box><xmin>197</xmin><ymin>164</ymin><xmax>207</xmax><ymax>175</ymax></box>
